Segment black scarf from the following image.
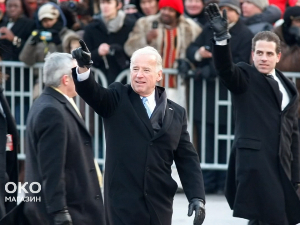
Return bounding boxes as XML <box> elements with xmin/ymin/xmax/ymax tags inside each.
<box><xmin>41</xmin><ymin>20</ymin><xmax>64</xmax><ymax>45</ymax></box>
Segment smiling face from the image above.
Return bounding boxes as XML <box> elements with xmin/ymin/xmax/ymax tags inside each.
<box><xmin>252</xmin><ymin>40</ymin><xmax>281</xmax><ymax>74</ymax></box>
<box><xmin>130</xmin><ymin>54</ymin><xmax>162</xmax><ymax>97</ymax></box>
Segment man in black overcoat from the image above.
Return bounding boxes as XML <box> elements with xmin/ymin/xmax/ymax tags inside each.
<box><xmin>0</xmin><ymin>85</ymin><xmax>19</xmax><ymax>220</ymax></box>
<box><xmin>186</xmin><ymin>0</ymin><xmax>253</xmax><ymax>194</ymax></box>
<box><xmin>206</xmin><ymin>3</ymin><xmax>300</xmax><ymax>225</ymax></box>
<box><xmin>71</xmin><ymin>41</ymin><xmax>206</xmax><ymax>225</ymax></box>
<box><xmin>23</xmin><ymin>52</ymin><xmax>105</xmax><ymax>225</ymax></box>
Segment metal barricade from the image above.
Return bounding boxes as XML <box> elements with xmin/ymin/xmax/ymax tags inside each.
<box><xmin>1</xmin><ymin>60</ymin><xmax>300</xmax><ymax>171</ymax></box>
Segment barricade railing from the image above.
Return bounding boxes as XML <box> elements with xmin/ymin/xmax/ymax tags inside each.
<box><xmin>1</xmin><ymin>60</ymin><xmax>300</xmax><ymax>170</ymax></box>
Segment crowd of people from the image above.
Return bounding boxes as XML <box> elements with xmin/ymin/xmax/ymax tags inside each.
<box><xmin>1</xmin><ymin>0</ymin><xmax>300</xmax><ymax>224</ymax></box>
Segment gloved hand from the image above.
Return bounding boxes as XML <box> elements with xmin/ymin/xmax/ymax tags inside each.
<box><xmin>52</xmin><ymin>208</ymin><xmax>73</xmax><ymax>225</ymax></box>
<box><xmin>205</xmin><ymin>3</ymin><xmax>231</xmax><ymax>41</ymax></box>
<box><xmin>30</xmin><ymin>30</ymin><xmax>41</xmax><ymax>45</ymax></box>
<box><xmin>71</xmin><ymin>39</ymin><xmax>93</xmax><ymax>68</ymax></box>
<box><xmin>288</xmin><ymin>26</ymin><xmax>300</xmax><ymax>45</ymax></box>
<box><xmin>176</xmin><ymin>58</ymin><xmax>194</xmax><ymax>79</ymax></box>
<box><xmin>188</xmin><ymin>198</ymin><xmax>205</xmax><ymax>225</ymax></box>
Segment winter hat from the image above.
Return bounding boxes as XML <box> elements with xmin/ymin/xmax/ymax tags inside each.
<box><xmin>283</xmin><ymin>6</ymin><xmax>300</xmax><ymax>28</ymax></box>
<box><xmin>158</xmin><ymin>0</ymin><xmax>184</xmax><ymax>14</ymax></box>
<box><xmin>246</xmin><ymin>0</ymin><xmax>268</xmax><ymax>11</ymax></box>
<box><xmin>38</xmin><ymin>3</ymin><xmax>60</xmax><ymax>21</ymax></box>
<box><xmin>219</xmin><ymin>0</ymin><xmax>241</xmax><ymax>14</ymax></box>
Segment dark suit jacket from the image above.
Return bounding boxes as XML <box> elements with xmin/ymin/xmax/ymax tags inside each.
<box><xmin>72</xmin><ymin>69</ymin><xmax>205</xmax><ymax>225</ymax></box>
<box><xmin>0</xmin><ymin>86</ymin><xmax>18</xmax><ymax>220</ymax></box>
<box><xmin>213</xmin><ymin>43</ymin><xmax>300</xmax><ymax>225</ymax></box>
<box><xmin>24</xmin><ymin>87</ymin><xmax>105</xmax><ymax>225</ymax></box>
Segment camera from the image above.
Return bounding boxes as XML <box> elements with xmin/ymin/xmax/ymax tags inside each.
<box><xmin>40</xmin><ymin>31</ymin><xmax>52</xmax><ymax>41</ymax></box>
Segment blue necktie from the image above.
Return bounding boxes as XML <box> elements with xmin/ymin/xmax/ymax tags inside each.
<box><xmin>142</xmin><ymin>97</ymin><xmax>151</xmax><ymax>118</ymax></box>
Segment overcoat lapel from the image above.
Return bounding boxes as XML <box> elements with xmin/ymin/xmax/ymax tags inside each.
<box><xmin>265</xmin><ymin>77</ymin><xmax>282</xmax><ymax>109</ymax></box>
<box><xmin>152</xmin><ymin>102</ymin><xmax>174</xmax><ymax>141</ymax></box>
<box><xmin>44</xmin><ymin>87</ymin><xmax>90</xmax><ymax>136</ymax></box>
<box><xmin>128</xmin><ymin>87</ymin><xmax>154</xmax><ymax>137</ymax></box>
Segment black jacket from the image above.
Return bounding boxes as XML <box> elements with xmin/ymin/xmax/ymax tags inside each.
<box><xmin>0</xmin><ymin>16</ymin><xmax>35</xmax><ymax>61</ymax></box>
<box><xmin>72</xmin><ymin>69</ymin><xmax>205</xmax><ymax>225</ymax></box>
<box><xmin>0</xmin><ymin>87</ymin><xmax>19</xmax><ymax>220</ymax></box>
<box><xmin>83</xmin><ymin>14</ymin><xmax>135</xmax><ymax>84</ymax></box>
<box><xmin>213</xmin><ymin>43</ymin><xmax>300</xmax><ymax>225</ymax></box>
<box><xmin>24</xmin><ymin>87</ymin><xmax>105</xmax><ymax>225</ymax></box>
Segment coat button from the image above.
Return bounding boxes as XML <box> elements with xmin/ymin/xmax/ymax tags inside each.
<box><xmin>144</xmin><ymin>192</ymin><xmax>147</xmax><ymax>196</ymax></box>
<box><xmin>95</xmin><ymin>195</ymin><xmax>101</xmax><ymax>200</ymax></box>
<box><xmin>85</xmin><ymin>141</ymin><xmax>89</xmax><ymax>146</ymax></box>
<box><xmin>90</xmin><ymin>168</ymin><xmax>95</xmax><ymax>172</ymax></box>
<box><xmin>149</xmin><ymin>142</ymin><xmax>153</xmax><ymax>146</ymax></box>
<box><xmin>146</xmin><ymin>167</ymin><xmax>150</xmax><ymax>172</ymax></box>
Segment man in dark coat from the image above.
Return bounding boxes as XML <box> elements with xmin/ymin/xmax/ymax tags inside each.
<box><xmin>24</xmin><ymin>52</ymin><xmax>105</xmax><ymax>225</ymax></box>
<box><xmin>206</xmin><ymin>3</ymin><xmax>300</xmax><ymax>225</ymax></box>
<box><xmin>84</xmin><ymin>0</ymin><xmax>135</xmax><ymax>84</ymax></box>
<box><xmin>0</xmin><ymin>85</ymin><xmax>19</xmax><ymax>220</ymax></box>
<box><xmin>186</xmin><ymin>0</ymin><xmax>253</xmax><ymax>194</ymax></box>
<box><xmin>71</xmin><ymin>40</ymin><xmax>206</xmax><ymax>225</ymax></box>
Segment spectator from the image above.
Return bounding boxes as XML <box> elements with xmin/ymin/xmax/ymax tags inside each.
<box><xmin>125</xmin><ymin>0</ymin><xmax>160</xmax><ymax>21</ymax></box>
<box><xmin>241</xmin><ymin>0</ymin><xmax>281</xmax><ymax>34</ymax></box>
<box><xmin>184</xmin><ymin>0</ymin><xmax>206</xmax><ymax>27</ymax></box>
<box><xmin>269</xmin><ymin>0</ymin><xmax>297</xmax><ymax>17</ymax></box>
<box><xmin>273</xmin><ymin>6</ymin><xmax>300</xmax><ymax>127</ymax></box>
<box><xmin>19</xmin><ymin>2</ymin><xmax>80</xmax><ymax>65</ymax></box>
<box><xmin>124</xmin><ymin>0</ymin><xmax>202</xmax><ymax>107</ymax></box>
<box><xmin>24</xmin><ymin>0</ymin><xmax>37</xmax><ymax>19</ymax></box>
<box><xmin>84</xmin><ymin>0</ymin><xmax>135</xmax><ymax>84</ymax></box>
<box><xmin>186</xmin><ymin>0</ymin><xmax>253</xmax><ymax>194</ymax></box>
<box><xmin>0</xmin><ymin>0</ymin><xmax>35</xmax><ymax>61</ymax></box>
<box><xmin>297</xmin><ymin>0</ymin><xmax>300</xmax><ymax>6</ymax></box>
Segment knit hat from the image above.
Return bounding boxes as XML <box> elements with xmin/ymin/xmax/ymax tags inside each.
<box><xmin>283</xmin><ymin>6</ymin><xmax>300</xmax><ymax>28</ymax></box>
<box><xmin>158</xmin><ymin>0</ymin><xmax>184</xmax><ymax>14</ymax></box>
<box><xmin>219</xmin><ymin>0</ymin><xmax>241</xmax><ymax>14</ymax></box>
<box><xmin>246</xmin><ymin>0</ymin><xmax>268</xmax><ymax>11</ymax></box>
<box><xmin>38</xmin><ymin>3</ymin><xmax>60</xmax><ymax>21</ymax></box>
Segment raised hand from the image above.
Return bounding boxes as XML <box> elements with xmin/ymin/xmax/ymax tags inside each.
<box><xmin>205</xmin><ymin>3</ymin><xmax>231</xmax><ymax>41</ymax></box>
<box><xmin>71</xmin><ymin>39</ymin><xmax>93</xmax><ymax>68</ymax></box>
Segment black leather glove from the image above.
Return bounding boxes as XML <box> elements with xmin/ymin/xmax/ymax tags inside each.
<box><xmin>176</xmin><ymin>58</ymin><xmax>194</xmax><ymax>79</ymax></box>
<box><xmin>30</xmin><ymin>30</ymin><xmax>41</xmax><ymax>45</ymax></box>
<box><xmin>188</xmin><ymin>198</ymin><xmax>205</xmax><ymax>225</ymax></box>
<box><xmin>205</xmin><ymin>3</ymin><xmax>231</xmax><ymax>41</ymax></box>
<box><xmin>71</xmin><ymin>39</ymin><xmax>93</xmax><ymax>68</ymax></box>
<box><xmin>53</xmin><ymin>208</ymin><xmax>73</xmax><ymax>225</ymax></box>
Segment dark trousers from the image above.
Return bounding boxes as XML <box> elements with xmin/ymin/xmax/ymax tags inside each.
<box><xmin>248</xmin><ymin>219</ymin><xmax>289</xmax><ymax>225</ymax></box>
<box><xmin>196</xmin><ymin>122</ymin><xmax>227</xmax><ymax>193</ymax></box>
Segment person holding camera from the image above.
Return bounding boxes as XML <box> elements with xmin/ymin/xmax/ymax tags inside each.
<box><xmin>83</xmin><ymin>0</ymin><xmax>135</xmax><ymax>84</ymax></box>
<box><xmin>186</xmin><ymin>0</ymin><xmax>253</xmax><ymax>195</ymax></box>
<box><xmin>19</xmin><ymin>2</ymin><xmax>80</xmax><ymax>65</ymax></box>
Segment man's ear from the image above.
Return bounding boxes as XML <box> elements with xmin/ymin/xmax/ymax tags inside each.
<box><xmin>156</xmin><ymin>70</ymin><xmax>163</xmax><ymax>82</ymax></box>
<box><xmin>277</xmin><ymin>52</ymin><xmax>281</xmax><ymax>63</ymax></box>
<box><xmin>117</xmin><ymin>1</ymin><xmax>123</xmax><ymax>10</ymax></box>
<box><xmin>61</xmin><ymin>75</ymin><xmax>69</xmax><ymax>86</ymax></box>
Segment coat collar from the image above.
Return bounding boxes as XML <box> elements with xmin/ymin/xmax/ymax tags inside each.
<box><xmin>43</xmin><ymin>87</ymin><xmax>89</xmax><ymax>134</ymax></box>
<box><xmin>128</xmin><ymin>86</ymin><xmax>174</xmax><ymax>139</ymax></box>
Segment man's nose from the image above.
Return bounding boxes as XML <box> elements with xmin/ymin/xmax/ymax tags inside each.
<box><xmin>136</xmin><ymin>70</ymin><xmax>143</xmax><ymax>77</ymax></box>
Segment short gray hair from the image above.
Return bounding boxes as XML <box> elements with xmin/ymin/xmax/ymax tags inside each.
<box><xmin>43</xmin><ymin>52</ymin><xmax>74</xmax><ymax>87</ymax></box>
<box><xmin>130</xmin><ymin>46</ymin><xmax>163</xmax><ymax>72</ymax></box>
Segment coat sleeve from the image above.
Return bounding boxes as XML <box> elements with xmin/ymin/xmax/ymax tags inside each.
<box><xmin>124</xmin><ymin>17</ymin><xmax>148</xmax><ymax>57</ymax></box>
<box><xmin>213</xmin><ymin>43</ymin><xmax>250</xmax><ymax>94</ymax></box>
<box><xmin>291</xmin><ymin>97</ymin><xmax>300</xmax><ymax>183</ymax></box>
<box><xmin>34</xmin><ymin>106</ymin><xmax>67</xmax><ymax>214</ymax></box>
<box><xmin>19</xmin><ymin>34</ymin><xmax>38</xmax><ymax>66</ymax></box>
<box><xmin>173</xmin><ymin>109</ymin><xmax>205</xmax><ymax>202</ymax></box>
<box><xmin>72</xmin><ymin>68</ymin><xmax>120</xmax><ymax>117</ymax></box>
